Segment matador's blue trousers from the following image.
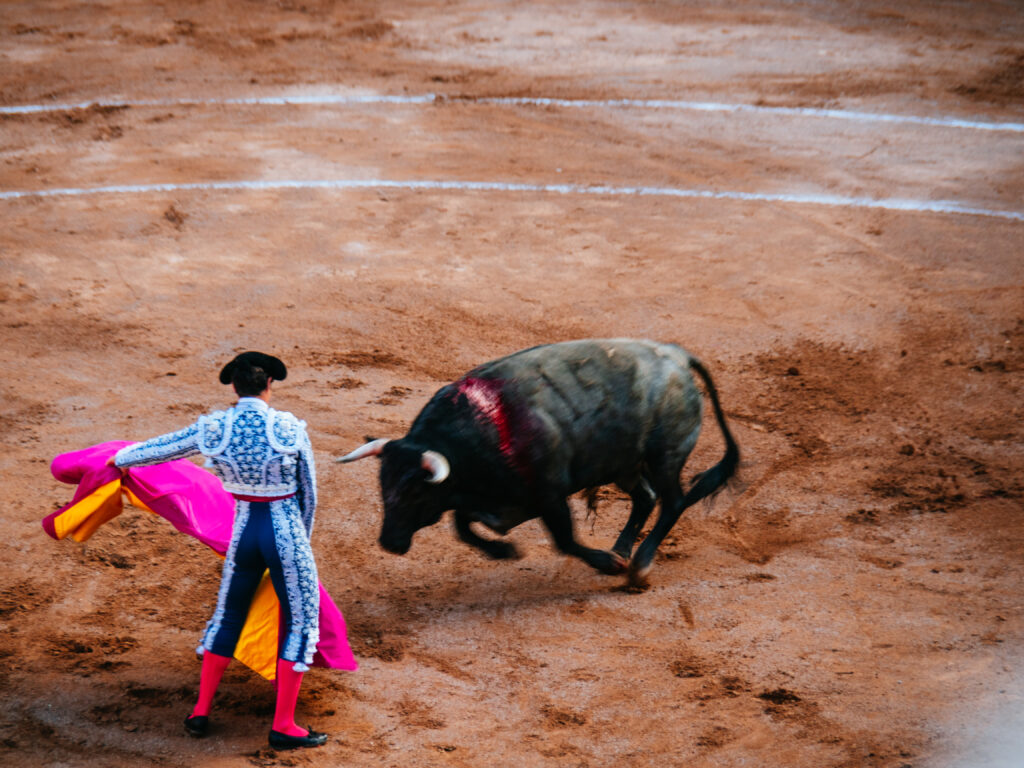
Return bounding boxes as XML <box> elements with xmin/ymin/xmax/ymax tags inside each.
<box><xmin>202</xmin><ymin>500</ymin><xmax>320</xmax><ymax>669</ymax></box>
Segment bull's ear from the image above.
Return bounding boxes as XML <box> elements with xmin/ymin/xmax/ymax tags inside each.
<box><xmin>336</xmin><ymin>438</ymin><xmax>389</xmax><ymax>463</ymax></box>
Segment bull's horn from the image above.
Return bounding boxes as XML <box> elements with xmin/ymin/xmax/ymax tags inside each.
<box><xmin>336</xmin><ymin>438</ymin><xmax>389</xmax><ymax>463</ymax></box>
<box><xmin>421</xmin><ymin>451</ymin><xmax>450</xmax><ymax>484</ymax></box>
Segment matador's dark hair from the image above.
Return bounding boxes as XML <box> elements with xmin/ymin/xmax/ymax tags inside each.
<box><xmin>219</xmin><ymin>351</ymin><xmax>287</xmax><ymax>396</ymax></box>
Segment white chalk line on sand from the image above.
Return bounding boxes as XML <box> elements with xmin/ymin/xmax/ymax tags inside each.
<box><xmin>2</xmin><ymin>178</ymin><xmax>1021</xmax><ymax>222</ymax></box>
<box><xmin>2</xmin><ymin>93</ymin><xmax>1023</xmax><ymax>133</ymax></box>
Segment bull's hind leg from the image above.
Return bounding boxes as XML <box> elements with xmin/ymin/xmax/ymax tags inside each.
<box><xmin>627</xmin><ymin>476</ymin><xmax>687</xmax><ymax>588</ymax></box>
<box><xmin>611</xmin><ymin>477</ymin><xmax>657</xmax><ymax>560</ymax></box>
<box><xmin>540</xmin><ymin>496</ymin><xmax>627</xmax><ymax>575</ymax></box>
<box><xmin>628</xmin><ymin>440</ymin><xmax>698</xmax><ymax>587</ymax></box>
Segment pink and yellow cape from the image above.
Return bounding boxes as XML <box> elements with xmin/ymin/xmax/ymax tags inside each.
<box><xmin>44</xmin><ymin>441</ymin><xmax>358</xmax><ymax>680</ymax></box>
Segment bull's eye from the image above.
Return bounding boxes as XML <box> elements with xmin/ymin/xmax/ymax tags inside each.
<box><xmin>399</xmin><ymin>471</ymin><xmax>428</xmax><ymax>497</ymax></box>
<box><xmin>381</xmin><ymin>469</ymin><xmax>429</xmax><ymax>509</ymax></box>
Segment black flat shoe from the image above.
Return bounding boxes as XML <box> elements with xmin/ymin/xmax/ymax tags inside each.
<box><xmin>184</xmin><ymin>714</ymin><xmax>209</xmax><ymax>738</ymax></box>
<box><xmin>268</xmin><ymin>727</ymin><xmax>328</xmax><ymax>750</ymax></box>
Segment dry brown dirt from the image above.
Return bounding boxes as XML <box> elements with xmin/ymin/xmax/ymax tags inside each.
<box><xmin>1</xmin><ymin>2</ymin><xmax>1023</xmax><ymax>767</ymax></box>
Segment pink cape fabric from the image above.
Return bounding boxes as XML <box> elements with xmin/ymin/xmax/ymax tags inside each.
<box><xmin>45</xmin><ymin>441</ymin><xmax>358</xmax><ymax>674</ymax></box>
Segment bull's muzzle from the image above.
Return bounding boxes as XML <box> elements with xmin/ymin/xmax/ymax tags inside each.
<box><xmin>379</xmin><ymin>532</ymin><xmax>412</xmax><ymax>556</ymax></box>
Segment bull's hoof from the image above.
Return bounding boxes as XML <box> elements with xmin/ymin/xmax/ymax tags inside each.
<box><xmin>627</xmin><ymin>561</ymin><xmax>651</xmax><ymax>590</ymax></box>
<box><xmin>593</xmin><ymin>550</ymin><xmax>629</xmax><ymax>575</ymax></box>
<box><xmin>611</xmin><ymin>545</ymin><xmax>632</xmax><ymax>561</ymax></box>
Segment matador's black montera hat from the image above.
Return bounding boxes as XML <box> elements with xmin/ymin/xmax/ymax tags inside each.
<box><xmin>219</xmin><ymin>351</ymin><xmax>288</xmax><ymax>384</ymax></box>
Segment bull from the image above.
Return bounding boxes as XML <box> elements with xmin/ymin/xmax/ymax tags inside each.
<box><xmin>337</xmin><ymin>338</ymin><xmax>739</xmax><ymax>585</ymax></box>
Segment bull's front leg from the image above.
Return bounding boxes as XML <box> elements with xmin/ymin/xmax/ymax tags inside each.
<box><xmin>540</xmin><ymin>495</ymin><xmax>627</xmax><ymax>575</ymax></box>
<box><xmin>453</xmin><ymin>509</ymin><xmax>520</xmax><ymax>560</ymax></box>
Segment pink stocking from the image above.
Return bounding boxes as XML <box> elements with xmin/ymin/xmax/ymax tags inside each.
<box><xmin>272</xmin><ymin>658</ymin><xmax>309</xmax><ymax>737</ymax></box>
<box><xmin>191</xmin><ymin>651</ymin><xmax>231</xmax><ymax>718</ymax></box>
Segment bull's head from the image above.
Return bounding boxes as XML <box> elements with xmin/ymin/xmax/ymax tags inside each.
<box><xmin>336</xmin><ymin>438</ymin><xmax>450</xmax><ymax>555</ymax></box>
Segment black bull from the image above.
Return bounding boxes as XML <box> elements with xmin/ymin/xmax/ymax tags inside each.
<box><xmin>338</xmin><ymin>339</ymin><xmax>739</xmax><ymax>585</ymax></box>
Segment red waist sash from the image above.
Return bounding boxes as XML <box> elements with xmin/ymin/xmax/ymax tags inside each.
<box><xmin>231</xmin><ymin>493</ymin><xmax>296</xmax><ymax>503</ymax></box>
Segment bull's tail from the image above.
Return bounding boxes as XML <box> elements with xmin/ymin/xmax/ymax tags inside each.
<box><xmin>686</xmin><ymin>358</ymin><xmax>740</xmax><ymax>503</ymax></box>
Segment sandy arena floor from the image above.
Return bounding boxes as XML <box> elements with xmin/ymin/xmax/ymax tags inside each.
<box><xmin>1</xmin><ymin>1</ymin><xmax>1022</xmax><ymax>766</ymax></box>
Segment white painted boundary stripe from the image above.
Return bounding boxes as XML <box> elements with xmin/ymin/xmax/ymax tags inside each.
<box><xmin>2</xmin><ymin>93</ymin><xmax>1023</xmax><ymax>133</ymax></box>
<box><xmin>0</xmin><ymin>95</ymin><xmax>436</xmax><ymax>114</ymax></box>
<box><xmin>475</xmin><ymin>97</ymin><xmax>1024</xmax><ymax>133</ymax></box>
<box><xmin>1</xmin><ymin>178</ymin><xmax>1021</xmax><ymax>222</ymax></box>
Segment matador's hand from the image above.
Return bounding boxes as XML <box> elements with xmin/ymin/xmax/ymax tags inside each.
<box><xmin>105</xmin><ymin>456</ymin><xmax>128</xmax><ymax>476</ymax></box>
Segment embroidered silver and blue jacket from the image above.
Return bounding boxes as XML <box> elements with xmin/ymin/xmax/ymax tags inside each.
<box><xmin>113</xmin><ymin>398</ymin><xmax>317</xmax><ymax>533</ymax></box>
